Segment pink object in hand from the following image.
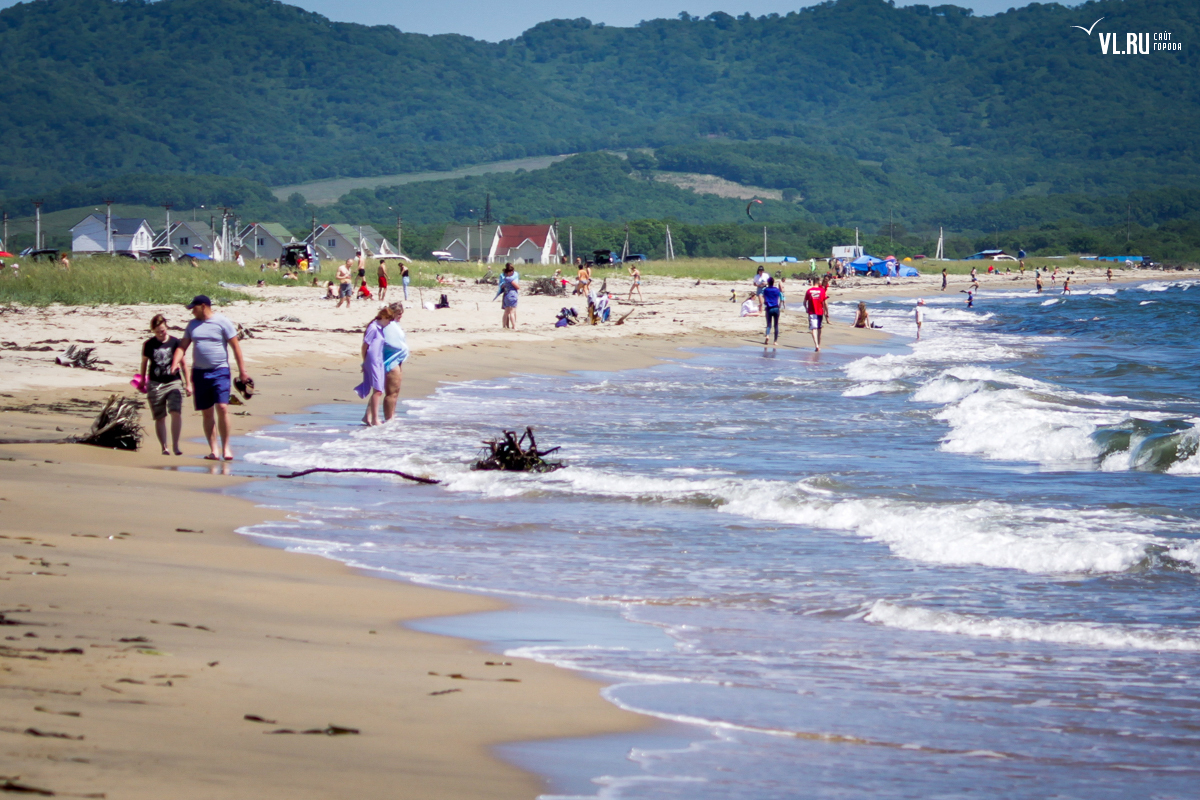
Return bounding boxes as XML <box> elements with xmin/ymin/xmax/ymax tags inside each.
<box><xmin>130</xmin><ymin>374</ymin><xmax>148</xmax><ymax>393</ymax></box>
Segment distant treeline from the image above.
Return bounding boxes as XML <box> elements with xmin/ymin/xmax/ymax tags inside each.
<box><xmin>0</xmin><ymin>0</ymin><xmax>1195</xmax><ymax>228</ymax></box>
<box><xmin>4</xmin><ymin>158</ymin><xmax>1199</xmax><ymax>262</ymax></box>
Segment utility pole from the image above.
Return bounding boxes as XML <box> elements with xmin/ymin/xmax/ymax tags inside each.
<box><xmin>665</xmin><ymin>225</ymin><xmax>675</xmax><ymax>261</ymax></box>
<box><xmin>397</xmin><ymin>217</ymin><xmax>402</xmax><ymax>256</ymax></box>
<box><xmin>478</xmin><ymin>218</ymin><xmax>484</xmax><ymax>264</ymax></box>
<box><xmin>162</xmin><ymin>204</ymin><xmax>172</xmax><ymax>249</ymax></box>
<box><xmin>483</xmin><ymin>193</ymin><xmax>493</xmax><ymax>225</ymax></box>
<box><xmin>889</xmin><ymin>209</ymin><xmax>894</xmax><ymax>250</ymax></box>
<box><xmin>621</xmin><ymin>223</ymin><xmax>630</xmax><ymax>263</ymax></box>
<box><xmin>2</xmin><ymin>210</ymin><xmax>7</xmax><ymax>252</ymax></box>
<box><xmin>568</xmin><ymin>225</ymin><xmax>574</xmax><ymax>265</ymax></box>
<box><xmin>35</xmin><ymin>201</ymin><xmax>45</xmax><ymax>251</ymax></box>
<box><xmin>763</xmin><ymin>226</ymin><xmax>768</xmax><ymax>260</ymax></box>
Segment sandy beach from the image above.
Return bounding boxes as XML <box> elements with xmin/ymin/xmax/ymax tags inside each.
<box><xmin>0</xmin><ymin>265</ymin><xmax>1145</xmax><ymax>797</ymax></box>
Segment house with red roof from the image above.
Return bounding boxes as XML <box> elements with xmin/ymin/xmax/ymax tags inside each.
<box><xmin>488</xmin><ymin>224</ymin><xmax>564</xmax><ymax>265</ymax></box>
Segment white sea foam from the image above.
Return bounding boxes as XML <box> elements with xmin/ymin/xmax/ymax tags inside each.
<box><xmin>843</xmin><ymin>353</ymin><xmax>918</xmax><ymax>382</ymax></box>
<box><xmin>842</xmin><ymin>381</ymin><xmax>907</xmax><ymax>397</ymax></box>
<box><xmin>866</xmin><ymin>601</ymin><xmax>1200</xmax><ymax>652</ymax></box>
<box><xmin>720</xmin><ymin>491</ymin><xmax>1159</xmax><ymax>574</ymax></box>
<box><xmin>934</xmin><ymin>388</ymin><xmax>1107</xmax><ymax>464</ymax></box>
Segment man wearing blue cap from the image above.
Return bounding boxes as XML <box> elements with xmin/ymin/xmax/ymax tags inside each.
<box><xmin>171</xmin><ymin>295</ymin><xmax>249</xmax><ymax>461</ymax></box>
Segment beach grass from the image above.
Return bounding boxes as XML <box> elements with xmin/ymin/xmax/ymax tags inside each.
<box><xmin>0</xmin><ymin>254</ymin><xmax>1119</xmax><ymax>306</ymax></box>
<box><xmin>0</xmin><ymin>255</ymin><xmax>312</xmax><ymax>306</ymax></box>
<box><xmin>404</xmin><ymin>255</ymin><xmax>1108</xmax><ymax>286</ymax></box>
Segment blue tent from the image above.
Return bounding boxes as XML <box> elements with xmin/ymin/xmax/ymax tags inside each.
<box><xmin>897</xmin><ymin>265</ymin><xmax>920</xmax><ymax>277</ymax></box>
<box><xmin>850</xmin><ymin>255</ymin><xmax>889</xmax><ymax>276</ymax></box>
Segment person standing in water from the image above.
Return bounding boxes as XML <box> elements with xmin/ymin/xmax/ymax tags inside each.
<box><xmin>914</xmin><ymin>298</ymin><xmax>926</xmax><ymax>340</ymax></box>
<box><xmin>941</xmin><ymin>268</ymin><xmax>948</xmax><ymax>291</ymax></box>
<box><xmin>1063</xmin><ymin>277</ymin><xmax>1071</xmax><ymax>295</ymax></box>
<box><xmin>1036</xmin><ymin>270</ymin><xmax>1043</xmax><ymax>294</ymax></box>
<box><xmin>762</xmin><ymin>276</ymin><xmax>782</xmax><ymax>346</ymax></box>
<box><xmin>355</xmin><ymin>305</ymin><xmax>390</xmax><ymax>427</ymax></box>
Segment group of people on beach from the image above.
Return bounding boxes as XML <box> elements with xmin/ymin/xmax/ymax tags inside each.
<box><xmin>136</xmin><ymin>295</ymin><xmax>250</xmax><ymax>461</ymax></box>
<box><xmin>333</xmin><ymin>252</ymin><xmax>411</xmax><ymax>308</ymax></box>
<box><xmin>743</xmin><ymin>265</ymin><xmax>833</xmax><ymax>351</ymax></box>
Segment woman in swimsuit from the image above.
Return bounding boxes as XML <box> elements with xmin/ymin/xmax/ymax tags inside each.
<box><xmin>853</xmin><ymin>302</ymin><xmax>870</xmax><ymax>329</ymax></box>
<box><xmin>627</xmin><ymin>263</ymin><xmax>642</xmax><ymax>301</ymax></box>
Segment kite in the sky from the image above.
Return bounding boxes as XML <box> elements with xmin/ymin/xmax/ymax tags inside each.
<box><xmin>746</xmin><ymin>199</ymin><xmax>763</xmax><ymax>220</ymax></box>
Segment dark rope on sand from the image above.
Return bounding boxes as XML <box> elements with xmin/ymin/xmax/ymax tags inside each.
<box><xmin>276</xmin><ymin>467</ymin><xmax>440</xmax><ymax>485</ymax></box>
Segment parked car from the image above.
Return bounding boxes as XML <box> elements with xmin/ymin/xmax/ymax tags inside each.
<box><xmin>281</xmin><ymin>243</ymin><xmax>320</xmax><ymax>272</ymax></box>
<box><xmin>20</xmin><ymin>247</ymin><xmax>59</xmax><ymax>261</ymax></box>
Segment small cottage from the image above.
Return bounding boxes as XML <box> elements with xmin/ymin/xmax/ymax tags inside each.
<box><xmin>70</xmin><ymin>214</ymin><xmax>156</xmax><ymax>254</ymax></box>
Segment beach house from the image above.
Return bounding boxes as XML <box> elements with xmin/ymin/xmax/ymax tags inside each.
<box><xmin>307</xmin><ymin>223</ymin><xmax>396</xmax><ymax>261</ymax></box>
<box><xmin>238</xmin><ymin>223</ymin><xmax>297</xmax><ymax>262</ymax></box>
<box><xmin>70</xmin><ymin>214</ymin><xmax>156</xmax><ymax>254</ymax></box>
<box><xmin>155</xmin><ymin>220</ymin><xmax>224</xmax><ymax>260</ymax></box>
<box><xmin>440</xmin><ymin>224</ymin><xmax>500</xmax><ymax>262</ymax></box>
<box><xmin>489</xmin><ymin>224</ymin><xmax>563</xmax><ymax>265</ymax></box>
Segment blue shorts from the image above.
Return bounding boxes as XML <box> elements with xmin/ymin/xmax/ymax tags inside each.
<box><xmin>192</xmin><ymin>367</ymin><xmax>231</xmax><ymax>411</ymax></box>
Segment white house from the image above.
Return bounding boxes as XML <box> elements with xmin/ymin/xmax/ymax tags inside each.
<box><xmin>153</xmin><ymin>220</ymin><xmax>226</xmax><ymax>260</ymax></box>
<box><xmin>306</xmin><ymin>223</ymin><xmax>396</xmax><ymax>261</ymax></box>
<box><xmin>70</xmin><ymin>214</ymin><xmax>156</xmax><ymax>254</ymax></box>
<box><xmin>237</xmin><ymin>223</ymin><xmax>296</xmax><ymax>262</ymax></box>
<box><xmin>489</xmin><ymin>224</ymin><xmax>563</xmax><ymax>265</ymax></box>
<box><xmin>440</xmin><ymin>224</ymin><xmax>499</xmax><ymax>262</ymax></box>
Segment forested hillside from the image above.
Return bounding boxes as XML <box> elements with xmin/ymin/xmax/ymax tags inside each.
<box><xmin>0</xmin><ymin>0</ymin><xmax>1195</xmax><ymax>227</ymax></box>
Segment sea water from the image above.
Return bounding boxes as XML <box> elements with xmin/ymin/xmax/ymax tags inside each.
<box><xmin>238</xmin><ymin>278</ymin><xmax>1200</xmax><ymax>799</ymax></box>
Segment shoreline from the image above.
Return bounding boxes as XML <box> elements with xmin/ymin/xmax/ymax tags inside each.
<box><xmin>0</xmin><ymin>269</ymin><xmax>1165</xmax><ymax>797</ymax></box>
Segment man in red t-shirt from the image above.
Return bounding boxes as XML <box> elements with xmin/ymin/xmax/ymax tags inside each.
<box><xmin>803</xmin><ymin>277</ymin><xmax>828</xmax><ymax>352</ymax></box>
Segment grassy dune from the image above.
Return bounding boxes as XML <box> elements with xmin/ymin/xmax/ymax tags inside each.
<box><xmin>0</xmin><ymin>255</ymin><xmax>297</xmax><ymax>306</ymax></box>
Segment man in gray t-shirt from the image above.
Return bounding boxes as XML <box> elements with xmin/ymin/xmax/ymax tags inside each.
<box><xmin>172</xmin><ymin>295</ymin><xmax>250</xmax><ymax>461</ymax></box>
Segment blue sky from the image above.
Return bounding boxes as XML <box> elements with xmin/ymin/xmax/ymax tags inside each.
<box><xmin>1</xmin><ymin>1</ymin><xmax>1034</xmax><ymax>42</ymax></box>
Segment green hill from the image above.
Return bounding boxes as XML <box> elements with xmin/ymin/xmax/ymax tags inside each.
<box><xmin>0</xmin><ymin>0</ymin><xmax>1195</xmax><ymax>222</ymax></box>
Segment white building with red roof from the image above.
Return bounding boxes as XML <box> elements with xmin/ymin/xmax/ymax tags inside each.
<box><xmin>488</xmin><ymin>224</ymin><xmax>563</xmax><ymax>265</ymax></box>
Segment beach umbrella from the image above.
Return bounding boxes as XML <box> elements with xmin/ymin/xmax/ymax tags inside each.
<box><xmin>0</xmin><ymin>251</ymin><xmax>13</xmax><ymax>257</ymax></box>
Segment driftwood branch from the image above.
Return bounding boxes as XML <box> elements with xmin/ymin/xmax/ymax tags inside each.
<box><xmin>276</xmin><ymin>467</ymin><xmax>440</xmax><ymax>485</ymax></box>
<box><xmin>473</xmin><ymin>427</ymin><xmax>563</xmax><ymax>473</ymax></box>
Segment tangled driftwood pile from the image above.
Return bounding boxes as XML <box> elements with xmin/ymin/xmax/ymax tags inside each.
<box><xmin>527</xmin><ymin>276</ymin><xmax>566</xmax><ymax>296</ymax></box>
<box><xmin>473</xmin><ymin>427</ymin><xmax>562</xmax><ymax>473</ymax></box>
<box><xmin>55</xmin><ymin>345</ymin><xmax>100</xmax><ymax>370</ymax></box>
<box><xmin>79</xmin><ymin>395</ymin><xmax>143</xmax><ymax>451</ymax></box>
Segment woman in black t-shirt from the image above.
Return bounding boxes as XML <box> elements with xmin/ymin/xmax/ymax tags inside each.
<box><xmin>140</xmin><ymin>314</ymin><xmax>192</xmax><ymax>455</ymax></box>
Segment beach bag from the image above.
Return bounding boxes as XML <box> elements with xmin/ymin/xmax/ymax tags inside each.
<box><xmin>435</xmin><ymin>294</ymin><xmax>450</xmax><ymax>309</ymax></box>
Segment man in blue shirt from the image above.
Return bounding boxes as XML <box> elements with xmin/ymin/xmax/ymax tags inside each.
<box><xmin>762</xmin><ymin>276</ymin><xmax>782</xmax><ymax>346</ymax></box>
<box><xmin>171</xmin><ymin>295</ymin><xmax>250</xmax><ymax>461</ymax></box>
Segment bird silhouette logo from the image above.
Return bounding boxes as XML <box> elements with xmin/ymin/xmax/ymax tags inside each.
<box><xmin>1070</xmin><ymin>17</ymin><xmax>1105</xmax><ymax>36</ymax></box>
